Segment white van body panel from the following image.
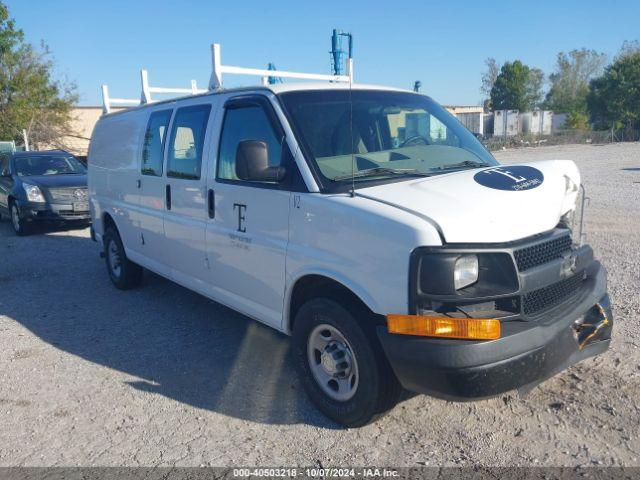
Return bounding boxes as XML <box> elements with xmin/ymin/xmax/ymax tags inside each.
<box><xmin>160</xmin><ymin>96</ymin><xmax>220</xmax><ymax>294</ymax></box>
<box><xmin>89</xmin><ymin>108</ymin><xmax>147</xmax><ymax>250</ymax></box>
<box><xmin>284</xmin><ymin>193</ymin><xmax>442</xmax><ymax>331</ymax></box>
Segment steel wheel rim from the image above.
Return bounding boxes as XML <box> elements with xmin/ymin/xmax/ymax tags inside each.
<box><xmin>107</xmin><ymin>240</ymin><xmax>122</xmax><ymax>278</ymax></box>
<box><xmin>307</xmin><ymin>323</ymin><xmax>359</xmax><ymax>402</ymax></box>
<box><xmin>11</xmin><ymin>205</ymin><xmax>20</xmax><ymax>231</ymax></box>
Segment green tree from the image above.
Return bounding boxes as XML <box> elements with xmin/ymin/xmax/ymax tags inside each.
<box><xmin>480</xmin><ymin>57</ymin><xmax>499</xmax><ymax>108</ymax></box>
<box><xmin>587</xmin><ymin>51</ymin><xmax>640</xmax><ymax>132</ymax></box>
<box><xmin>565</xmin><ymin>110</ymin><xmax>590</xmax><ymax>130</ymax></box>
<box><xmin>544</xmin><ymin>49</ymin><xmax>607</xmax><ymax>115</ymax></box>
<box><xmin>617</xmin><ymin>40</ymin><xmax>640</xmax><ymax>60</ymax></box>
<box><xmin>0</xmin><ymin>2</ymin><xmax>77</xmax><ymax>148</ymax></box>
<box><xmin>490</xmin><ymin>60</ymin><xmax>543</xmax><ymax>111</ymax></box>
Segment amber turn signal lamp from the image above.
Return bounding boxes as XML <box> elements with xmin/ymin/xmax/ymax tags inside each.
<box><xmin>386</xmin><ymin>314</ymin><xmax>500</xmax><ymax>340</ymax></box>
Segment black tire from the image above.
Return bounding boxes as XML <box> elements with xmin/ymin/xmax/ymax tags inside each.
<box><xmin>292</xmin><ymin>298</ymin><xmax>402</xmax><ymax>427</ymax></box>
<box><xmin>103</xmin><ymin>227</ymin><xmax>143</xmax><ymax>290</ymax></box>
<box><xmin>10</xmin><ymin>201</ymin><xmax>29</xmax><ymax>236</ymax></box>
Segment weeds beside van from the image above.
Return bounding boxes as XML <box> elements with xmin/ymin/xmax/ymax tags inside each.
<box><xmin>89</xmin><ymin>82</ymin><xmax>612</xmax><ymax>426</ymax></box>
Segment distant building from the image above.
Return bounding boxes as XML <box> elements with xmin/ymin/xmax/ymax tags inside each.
<box><xmin>493</xmin><ymin>110</ymin><xmax>520</xmax><ymax>137</ymax></box>
<box><xmin>444</xmin><ymin>106</ymin><xmax>485</xmax><ymax>136</ymax></box>
<box><xmin>444</xmin><ymin>105</ymin><xmax>484</xmax><ymax>116</ymax></box>
<box><xmin>53</xmin><ymin>106</ymin><xmax>125</xmax><ymax>157</ymax></box>
<box><xmin>552</xmin><ymin>113</ymin><xmax>568</xmax><ymax>132</ymax></box>
<box><xmin>520</xmin><ymin>111</ymin><xmax>553</xmax><ymax>135</ymax></box>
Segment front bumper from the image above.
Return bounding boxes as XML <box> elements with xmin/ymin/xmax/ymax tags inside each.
<box><xmin>377</xmin><ymin>262</ymin><xmax>612</xmax><ymax>400</ymax></box>
<box><xmin>17</xmin><ymin>201</ymin><xmax>91</xmax><ymax>222</ymax></box>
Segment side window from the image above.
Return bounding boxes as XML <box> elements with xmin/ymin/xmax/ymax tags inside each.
<box><xmin>217</xmin><ymin>105</ymin><xmax>283</xmax><ymax>181</ymax></box>
<box><xmin>167</xmin><ymin>104</ymin><xmax>211</xmax><ymax>180</ymax></box>
<box><xmin>141</xmin><ymin>109</ymin><xmax>172</xmax><ymax>176</ymax></box>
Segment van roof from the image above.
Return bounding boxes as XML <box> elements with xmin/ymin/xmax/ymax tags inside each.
<box><xmin>265</xmin><ymin>82</ymin><xmax>409</xmax><ymax>94</ymax></box>
<box><xmin>101</xmin><ymin>82</ymin><xmax>414</xmax><ymax>118</ymax></box>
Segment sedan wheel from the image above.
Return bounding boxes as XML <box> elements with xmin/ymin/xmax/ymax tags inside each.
<box><xmin>10</xmin><ymin>204</ymin><xmax>28</xmax><ymax>236</ymax></box>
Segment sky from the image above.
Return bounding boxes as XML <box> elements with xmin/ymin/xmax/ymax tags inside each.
<box><xmin>6</xmin><ymin>0</ymin><xmax>640</xmax><ymax>106</ymax></box>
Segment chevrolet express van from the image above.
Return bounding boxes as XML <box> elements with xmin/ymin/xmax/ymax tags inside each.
<box><xmin>89</xmin><ymin>82</ymin><xmax>613</xmax><ymax>426</ymax></box>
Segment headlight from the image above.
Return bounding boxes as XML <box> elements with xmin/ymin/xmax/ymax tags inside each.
<box><xmin>454</xmin><ymin>255</ymin><xmax>479</xmax><ymax>290</ymax></box>
<box><xmin>565</xmin><ymin>175</ymin><xmax>578</xmax><ymax>194</ymax></box>
<box><xmin>23</xmin><ymin>183</ymin><xmax>45</xmax><ymax>202</ymax></box>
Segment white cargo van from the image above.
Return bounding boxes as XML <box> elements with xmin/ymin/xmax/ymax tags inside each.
<box><xmin>89</xmin><ymin>63</ymin><xmax>612</xmax><ymax>426</ymax></box>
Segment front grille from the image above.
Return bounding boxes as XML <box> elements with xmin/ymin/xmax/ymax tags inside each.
<box><xmin>48</xmin><ymin>187</ymin><xmax>88</xmax><ymax>201</ymax></box>
<box><xmin>514</xmin><ymin>234</ymin><xmax>572</xmax><ymax>272</ymax></box>
<box><xmin>522</xmin><ymin>273</ymin><xmax>585</xmax><ymax>316</ymax></box>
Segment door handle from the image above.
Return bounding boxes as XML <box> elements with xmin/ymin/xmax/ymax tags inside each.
<box><xmin>166</xmin><ymin>184</ymin><xmax>171</xmax><ymax>210</ymax></box>
<box><xmin>136</xmin><ymin>179</ymin><xmax>141</xmax><ymax>188</ymax></box>
<box><xmin>207</xmin><ymin>189</ymin><xmax>215</xmax><ymax>219</ymax></box>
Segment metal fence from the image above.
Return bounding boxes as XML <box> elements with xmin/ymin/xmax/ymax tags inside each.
<box><xmin>483</xmin><ymin>129</ymin><xmax>640</xmax><ymax>151</ymax></box>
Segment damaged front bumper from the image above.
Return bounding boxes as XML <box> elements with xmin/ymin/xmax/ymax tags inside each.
<box><xmin>377</xmin><ymin>261</ymin><xmax>612</xmax><ymax>400</ymax></box>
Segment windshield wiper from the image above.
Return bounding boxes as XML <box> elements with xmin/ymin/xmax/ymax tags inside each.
<box><xmin>334</xmin><ymin>167</ymin><xmax>431</xmax><ymax>181</ymax></box>
<box><xmin>433</xmin><ymin>160</ymin><xmax>490</xmax><ymax>171</ymax></box>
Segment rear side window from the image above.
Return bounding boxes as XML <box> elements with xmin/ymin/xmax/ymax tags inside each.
<box><xmin>141</xmin><ymin>110</ymin><xmax>172</xmax><ymax>176</ymax></box>
<box><xmin>217</xmin><ymin>106</ymin><xmax>283</xmax><ymax>181</ymax></box>
<box><xmin>167</xmin><ymin>105</ymin><xmax>211</xmax><ymax>180</ymax></box>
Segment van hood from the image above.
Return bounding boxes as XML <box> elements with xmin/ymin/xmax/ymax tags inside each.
<box><xmin>357</xmin><ymin>160</ymin><xmax>581</xmax><ymax>244</ymax></box>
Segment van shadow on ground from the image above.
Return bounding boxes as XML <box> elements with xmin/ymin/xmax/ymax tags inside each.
<box><xmin>0</xmin><ymin>220</ymin><xmax>354</xmax><ymax>428</ymax></box>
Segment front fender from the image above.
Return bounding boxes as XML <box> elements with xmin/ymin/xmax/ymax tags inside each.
<box><xmin>283</xmin><ymin>267</ymin><xmax>382</xmax><ymax>334</ymax></box>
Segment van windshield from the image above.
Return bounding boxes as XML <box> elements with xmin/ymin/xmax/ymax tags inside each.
<box><xmin>278</xmin><ymin>90</ymin><xmax>497</xmax><ymax>191</ymax></box>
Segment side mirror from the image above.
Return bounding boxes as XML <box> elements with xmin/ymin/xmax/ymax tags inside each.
<box><xmin>235</xmin><ymin>140</ymin><xmax>286</xmax><ymax>183</ymax></box>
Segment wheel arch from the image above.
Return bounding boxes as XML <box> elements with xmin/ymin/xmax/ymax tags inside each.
<box><xmin>102</xmin><ymin>211</ymin><xmax>117</xmax><ymax>234</ymax></box>
<box><xmin>285</xmin><ymin>271</ymin><xmax>383</xmax><ymax>335</ymax></box>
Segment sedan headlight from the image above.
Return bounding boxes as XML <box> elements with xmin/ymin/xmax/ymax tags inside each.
<box><xmin>454</xmin><ymin>255</ymin><xmax>479</xmax><ymax>290</ymax></box>
<box><xmin>23</xmin><ymin>183</ymin><xmax>45</xmax><ymax>203</ymax></box>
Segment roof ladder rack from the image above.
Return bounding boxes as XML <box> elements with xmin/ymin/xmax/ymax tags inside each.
<box><xmin>100</xmin><ymin>85</ymin><xmax>140</xmax><ymax>114</ymax></box>
<box><xmin>102</xmin><ymin>71</ymin><xmax>206</xmax><ymax>113</ymax></box>
<box><xmin>208</xmin><ymin>43</ymin><xmax>353</xmax><ymax>89</ymax></box>
<box><xmin>140</xmin><ymin>69</ymin><xmax>207</xmax><ymax>104</ymax></box>
<box><xmin>101</xmin><ymin>42</ymin><xmax>354</xmax><ymax>114</ymax></box>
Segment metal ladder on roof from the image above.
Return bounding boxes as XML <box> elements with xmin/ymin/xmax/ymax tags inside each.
<box><xmin>101</xmin><ymin>43</ymin><xmax>354</xmax><ymax>114</ymax></box>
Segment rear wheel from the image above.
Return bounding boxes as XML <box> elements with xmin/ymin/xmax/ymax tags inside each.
<box><xmin>103</xmin><ymin>227</ymin><xmax>143</xmax><ymax>289</ymax></box>
<box><xmin>292</xmin><ymin>298</ymin><xmax>402</xmax><ymax>427</ymax></box>
<box><xmin>10</xmin><ymin>202</ymin><xmax>29</xmax><ymax>236</ymax></box>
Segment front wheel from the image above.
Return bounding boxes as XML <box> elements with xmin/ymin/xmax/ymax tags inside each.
<box><xmin>10</xmin><ymin>202</ymin><xmax>29</xmax><ymax>236</ymax></box>
<box><xmin>103</xmin><ymin>227</ymin><xmax>143</xmax><ymax>290</ymax></box>
<box><xmin>292</xmin><ymin>298</ymin><xmax>402</xmax><ymax>427</ymax></box>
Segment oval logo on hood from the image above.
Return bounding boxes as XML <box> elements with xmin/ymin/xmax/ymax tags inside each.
<box><xmin>474</xmin><ymin>166</ymin><xmax>544</xmax><ymax>191</ymax></box>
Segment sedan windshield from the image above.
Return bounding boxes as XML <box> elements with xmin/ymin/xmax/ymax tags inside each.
<box><xmin>13</xmin><ymin>155</ymin><xmax>86</xmax><ymax>176</ymax></box>
<box><xmin>279</xmin><ymin>90</ymin><xmax>498</xmax><ymax>190</ymax></box>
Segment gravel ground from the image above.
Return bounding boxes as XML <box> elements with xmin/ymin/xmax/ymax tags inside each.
<box><xmin>0</xmin><ymin>142</ymin><xmax>638</xmax><ymax>467</ymax></box>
